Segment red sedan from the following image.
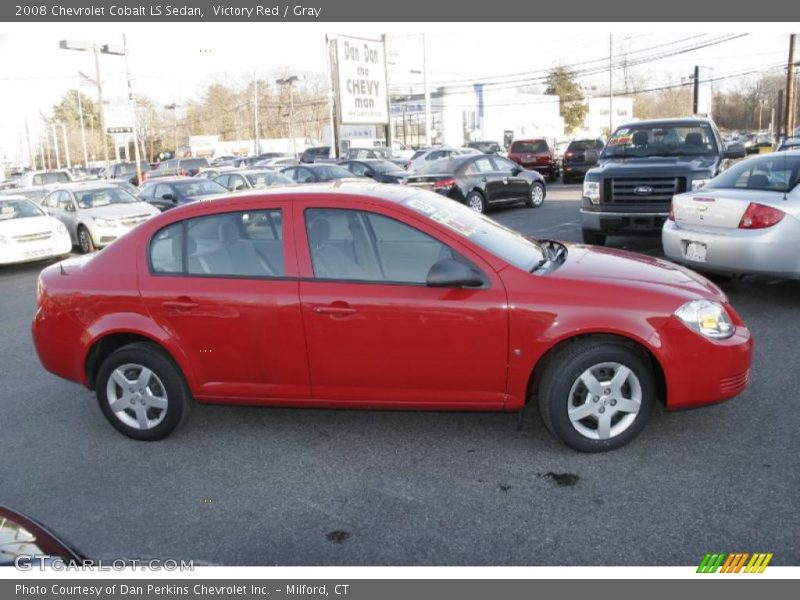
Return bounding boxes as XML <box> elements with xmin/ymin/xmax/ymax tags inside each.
<box><xmin>31</xmin><ymin>183</ymin><xmax>753</xmax><ymax>451</ymax></box>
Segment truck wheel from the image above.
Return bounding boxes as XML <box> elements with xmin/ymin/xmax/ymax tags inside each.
<box><xmin>581</xmin><ymin>230</ymin><xmax>606</xmax><ymax>246</ymax></box>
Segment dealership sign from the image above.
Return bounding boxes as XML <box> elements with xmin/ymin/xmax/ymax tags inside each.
<box><xmin>336</xmin><ymin>36</ymin><xmax>388</xmax><ymax>125</ymax></box>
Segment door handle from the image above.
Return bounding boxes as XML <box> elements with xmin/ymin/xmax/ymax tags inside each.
<box><xmin>313</xmin><ymin>305</ymin><xmax>357</xmax><ymax>316</ymax></box>
<box><xmin>162</xmin><ymin>299</ymin><xmax>198</xmax><ymax>310</ymax></box>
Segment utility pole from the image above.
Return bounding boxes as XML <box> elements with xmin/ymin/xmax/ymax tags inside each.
<box><xmin>423</xmin><ymin>34</ymin><xmax>431</xmax><ymax>146</ymax></box>
<box><xmin>786</xmin><ymin>34</ymin><xmax>797</xmax><ymax>138</ymax></box>
<box><xmin>51</xmin><ymin>124</ymin><xmax>61</xmax><ymax>169</ymax></box>
<box><xmin>92</xmin><ymin>45</ymin><xmax>110</xmax><ymax>174</ymax></box>
<box><xmin>609</xmin><ymin>34</ymin><xmax>614</xmax><ymax>135</ymax></box>
<box><xmin>25</xmin><ymin>121</ymin><xmax>35</xmax><ymax>170</ymax></box>
<box><xmin>61</xmin><ymin>122</ymin><xmax>71</xmax><ymax>169</ymax></box>
<box><xmin>122</xmin><ymin>35</ymin><xmax>143</xmax><ymax>186</ymax></box>
<box><xmin>253</xmin><ymin>76</ymin><xmax>260</xmax><ymax>155</ymax></box>
<box><xmin>76</xmin><ymin>90</ymin><xmax>89</xmax><ymax>167</ymax></box>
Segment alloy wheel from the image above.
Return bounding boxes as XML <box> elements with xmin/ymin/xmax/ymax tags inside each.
<box><xmin>105</xmin><ymin>363</ymin><xmax>169</xmax><ymax>430</ymax></box>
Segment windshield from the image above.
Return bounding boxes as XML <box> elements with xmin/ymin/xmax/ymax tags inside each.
<box><xmin>402</xmin><ymin>193</ymin><xmax>545</xmax><ymax>270</ymax></box>
<box><xmin>706</xmin><ymin>154</ymin><xmax>800</xmax><ymax>193</ymax></box>
<box><xmin>116</xmin><ymin>162</ymin><xmax>151</xmax><ymax>175</ymax></box>
<box><xmin>603</xmin><ymin>123</ymin><xmax>717</xmax><ymax>158</ymax></box>
<box><xmin>568</xmin><ymin>140</ymin><xmax>604</xmax><ymax>152</ymax></box>
<box><xmin>0</xmin><ymin>198</ymin><xmax>45</xmax><ymax>220</ymax></box>
<box><xmin>173</xmin><ymin>180</ymin><xmax>228</xmax><ymax>197</ymax></box>
<box><xmin>313</xmin><ymin>165</ymin><xmax>353</xmax><ymax>180</ymax></box>
<box><xmin>469</xmin><ymin>142</ymin><xmax>502</xmax><ymax>153</ymax></box>
<box><xmin>778</xmin><ymin>139</ymin><xmax>800</xmax><ymax>150</ymax></box>
<box><xmin>510</xmin><ymin>140</ymin><xmax>548</xmax><ymax>154</ymax></box>
<box><xmin>179</xmin><ymin>159</ymin><xmax>209</xmax><ymax>170</ymax></box>
<box><xmin>75</xmin><ymin>187</ymin><xmax>140</xmax><ymax>208</ymax></box>
<box><xmin>245</xmin><ymin>172</ymin><xmax>293</xmax><ymax>188</ymax></box>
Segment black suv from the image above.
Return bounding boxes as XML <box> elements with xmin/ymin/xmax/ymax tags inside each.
<box><xmin>580</xmin><ymin>117</ymin><xmax>741</xmax><ymax>245</ymax></box>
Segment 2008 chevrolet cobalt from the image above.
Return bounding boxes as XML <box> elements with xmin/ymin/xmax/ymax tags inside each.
<box><xmin>32</xmin><ymin>182</ymin><xmax>752</xmax><ymax>451</ymax></box>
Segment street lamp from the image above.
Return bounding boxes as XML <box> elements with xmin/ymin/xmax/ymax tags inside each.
<box><xmin>164</xmin><ymin>103</ymin><xmax>180</xmax><ymax>156</ymax></box>
<box><xmin>59</xmin><ymin>38</ymin><xmax>131</xmax><ymax>177</ymax></box>
<box><xmin>276</xmin><ymin>75</ymin><xmax>304</xmax><ymax>157</ymax></box>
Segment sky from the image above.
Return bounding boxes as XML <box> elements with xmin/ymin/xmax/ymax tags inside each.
<box><xmin>0</xmin><ymin>22</ymin><xmax>796</xmax><ymax>163</ymax></box>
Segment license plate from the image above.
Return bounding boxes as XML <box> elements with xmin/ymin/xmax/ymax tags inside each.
<box><xmin>23</xmin><ymin>248</ymin><xmax>50</xmax><ymax>259</ymax></box>
<box><xmin>685</xmin><ymin>241</ymin><xmax>707</xmax><ymax>263</ymax></box>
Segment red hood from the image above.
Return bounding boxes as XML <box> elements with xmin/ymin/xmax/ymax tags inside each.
<box><xmin>550</xmin><ymin>243</ymin><xmax>726</xmax><ymax>302</ymax></box>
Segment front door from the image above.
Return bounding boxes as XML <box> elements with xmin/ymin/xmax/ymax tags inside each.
<box><xmin>294</xmin><ymin>201</ymin><xmax>509</xmax><ymax>407</ymax></box>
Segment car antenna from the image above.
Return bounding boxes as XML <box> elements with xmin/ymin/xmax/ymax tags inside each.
<box><xmin>59</xmin><ymin>260</ymin><xmax>65</xmax><ymax>275</ymax></box>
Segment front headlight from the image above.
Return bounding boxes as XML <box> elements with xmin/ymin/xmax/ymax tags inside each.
<box><xmin>583</xmin><ymin>180</ymin><xmax>600</xmax><ymax>204</ymax></box>
<box><xmin>691</xmin><ymin>178</ymin><xmax>712</xmax><ymax>191</ymax></box>
<box><xmin>94</xmin><ymin>217</ymin><xmax>116</xmax><ymax>228</ymax></box>
<box><xmin>54</xmin><ymin>221</ymin><xmax>68</xmax><ymax>235</ymax></box>
<box><xmin>674</xmin><ymin>300</ymin><xmax>734</xmax><ymax>339</ymax></box>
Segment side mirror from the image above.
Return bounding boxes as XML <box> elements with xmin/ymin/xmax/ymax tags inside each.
<box><xmin>426</xmin><ymin>258</ymin><xmax>484</xmax><ymax>288</ymax></box>
<box><xmin>65</xmin><ymin>203</ymin><xmax>76</xmax><ymax>212</ymax></box>
<box><xmin>363</xmin><ymin>169</ymin><xmax>374</xmax><ymax>178</ymax></box>
<box><xmin>161</xmin><ymin>193</ymin><xmax>175</xmax><ymax>201</ymax></box>
<box><xmin>510</xmin><ymin>167</ymin><xmax>522</xmax><ymax>176</ymax></box>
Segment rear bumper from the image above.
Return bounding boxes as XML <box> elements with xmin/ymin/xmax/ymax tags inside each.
<box><xmin>0</xmin><ymin>233</ymin><xmax>72</xmax><ymax>265</ymax></box>
<box><xmin>657</xmin><ymin>314</ymin><xmax>753</xmax><ymax>409</ymax></box>
<box><xmin>662</xmin><ymin>219</ymin><xmax>800</xmax><ymax>279</ymax></box>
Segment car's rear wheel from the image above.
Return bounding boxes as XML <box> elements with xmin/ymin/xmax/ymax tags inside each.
<box><xmin>78</xmin><ymin>226</ymin><xmax>95</xmax><ymax>254</ymax></box>
<box><xmin>96</xmin><ymin>342</ymin><xmax>192</xmax><ymax>441</ymax></box>
<box><xmin>466</xmin><ymin>191</ymin><xmax>486</xmax><ymax>213</ymax></box>
<box><xmin>538</xmin><ymin>340</ymin><xmax>655</xmax><ymax>452</ymax></box>
<box><xmin>581</xmin><ymin>230</ymin><xmax>606</xmax><ymax>246</ymax></box>
<box><xmin>527</xmin><ymin>182</ymin><xmax>545</xmax><ymax>208</ymax></box>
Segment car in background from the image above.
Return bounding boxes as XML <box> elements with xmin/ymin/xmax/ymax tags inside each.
<box><xmin>253</xmin><ymin>157</ymin><xmax>299</xmax><ymax>168</ymax></box>
<box><xmin>210</xmin><ymin>155</ymin><xmax>237</xmax><ymax>166</ymax></box>
<box><xmin>390</xmin><ymin>141</ymin><xmax>414</xmax><ymax>160</ymax></box>
<box><xmin>507</xmin><ymin>139</ymin><xmax>559</xmax><ymax>182</ymax></box>
<box><xmin>235</xmin><ymin>153</ymin><xmax>294</xmax><ymax>168</ymax></box>
<box><xmin>345</xmin><ymin>147</ymin><xmax>406</xmax><ymax>168</ymax></box>
<box><xmin>406</xmin><ymin>147</ymin><xmax>465</xmax><ymax>172</ymax></box>
<box><xmin>281</xmin><ymin>164</ymin><xmax>357</xmax><ymax>183</ymax></box>
<box><xmin>0</xmin><ymin>196</ymin><xmax>72</xmax><ymax>265</ymax></box>
<box><xmin>41</xmin><ymin>182</ymin><xmax>159</xmax><ymax>253</ymax></box>
<box><xmin>108</xmin><ymin>179</ymin><xmax>140</xmax><ymax>197</ymax></box>
<box><xmin>339</xmin><ymin>159</ymin><xmax>406</xmax><ymax>183</ymax></box>
<box><xmin>0</xmin><ymin>187</ymin><xmax>47</xmax><ymax>205</ymax></box>
<box><xmin>138</xmin><ymin>177</ymin><xmax>229</xmax><ymax>212</ymax></box>
<box><xmin>562</xmin><ymin>139</ymin><xmax>605</xmax><ymax>184</ymax></box>
<box><xmin>465</xmin><ymin>141</ymin><xmax>505</xmax><ymax>155</ymax></box>
<box><xmin>300</xmin><ymin>146</ymin><xmax>331</xmax><ymax>163</ymax></box>
<box><xmin>150</xmin><ymin>158</ymin><xmax>210</xmax><ymax>178</ymax></box>
<box><xmin>195</xmin><ymin>166</ymin><xmax>237</xmax><ymax>180</ymax></box>
<box><xmin>15</xmin><ymin>169</ymin><xmax>74</xmax><ymax>189</ymax></box>
<box><xmin>742</xmin><ymin>133</ymin><xmax>759</xmax><ymax>154</ymax></box>
<box><xmin>776</xmin><ymin>137</ymin><xmax>800</xmax><ymax>152</ymax></box>
<box><xmin>213</xmin><ymin>169</ymin><xmax>293</xmax><ymax>191</ymax></box>
<box><xmin>31</xmin><ymin>183</ymin><xmax>752</xmax><ymax>451</ymax></box>
<box><xmin>106</xmin><ymin>161</ymin><xmax>151</xmax><ymax>186</ymax></box>
<box><xmin>663</xmin><ymin>151</ymin><xmax>800</xmax><ymax>279</ymax></box>
<box><xmin>581</xmin><ymin>117</ymin><xmax>740</xmax><ymax>245</ymax></box>
<box><xmin>405</xmin><ymin>153</ymin><xmax>546</xmax><ymax>213</ymax></box>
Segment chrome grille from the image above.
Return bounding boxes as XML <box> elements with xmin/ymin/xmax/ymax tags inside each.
<box><xmin>13</xmin><ymin>231</ymin><xmax>52</xmax><ymax>243</ymax></box>
<box><xmin>119</xmin><ymin>214</ymin><xmax>151</xmax><ymax>228</ymax></box>
<box><xmin>608</xmin><ymin>177</ymin><xmax>686</xmax><ymax>204</ymax></box>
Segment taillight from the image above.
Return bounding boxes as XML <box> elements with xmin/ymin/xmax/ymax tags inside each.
<box><xmin>432</xmin><ymin>177</ymin><xmax>456</xmax><ymax>189</ymax></box>
<box><xmin>668</xmin><ymin>200</ymin><xmax>675</xmax><ymax>221</ymax></box>
<box><xmin>738</xmin><ymin>202</ymin><xmax>785</xmax><ymax>229</ymax></box>
<box><xmin>565</xmin><ymin>152</ymin><xmax>573</xmax><ymax>157</ymax></box>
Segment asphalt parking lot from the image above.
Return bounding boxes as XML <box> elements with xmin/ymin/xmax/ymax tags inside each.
<box><xmin>1</xmin><ymin>183</ymin><xmax>798</xmax><ymax>566</ymax></box>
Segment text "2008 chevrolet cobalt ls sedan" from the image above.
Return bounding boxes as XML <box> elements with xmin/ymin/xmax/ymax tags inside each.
<box><xmin>32</xmin><ymin>183</ymin><xmax>753</xmax><ymax>451</ymax></box>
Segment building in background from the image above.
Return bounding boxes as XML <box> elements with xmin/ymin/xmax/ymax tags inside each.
<box><xmin>578</xmin><ymin>96</ymin><xmax>635</xmax><ymax>138</ymax></box>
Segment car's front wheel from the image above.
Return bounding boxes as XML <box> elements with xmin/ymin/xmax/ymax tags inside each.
<box><xmin>78</xmin><ymin>226</ymin><xmax>95</xmax><ymax>254</ymax></box>
<box><xmin>538</xmin><ymin>340</ymin><xmax>655</xmax><ymax>452</ymax></box>
<box><xmin>527</xmin><ymin>182</ymin><xmax>545</xmax><ymax>208</ymax></box>
<box><xmin>96</xmin><ymin>342</ymin><xmax>192</xmax><ymax>441</ymax></box>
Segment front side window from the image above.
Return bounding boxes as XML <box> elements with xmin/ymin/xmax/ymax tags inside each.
<box><xmin>706</xmin><ymin>155</ymin><xmax>800</xmax><ymax>193</ymax></box>
<box><xmin>305</xmin><ymin>208</ymin><xmax>457</xmax><ymax>284</ymax></box>
<box><xmin>149</xmin><ymin>210</ymin><xmax>284</xmax><ymax>277</ymax></box>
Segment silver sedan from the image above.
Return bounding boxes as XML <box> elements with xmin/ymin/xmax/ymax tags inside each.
<box><xmin>663</xmin><ymin>151</ymin><xmax>800</xmax><ymax>279</ymax></box>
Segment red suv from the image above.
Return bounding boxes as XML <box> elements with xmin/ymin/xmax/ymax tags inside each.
<box><xmin>508</xmin><ymin>139</ymin><xmax>558</xmax><ymax>182</ymax></box>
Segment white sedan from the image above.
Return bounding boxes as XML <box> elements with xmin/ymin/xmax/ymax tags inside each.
<box><xmin>663</xmin><ymin>151</ymin><xmax>800</xmax><ymax>279</ymax></box>
<box><xmin>0</xmin><ymin>196</ymin><xmax>72</xmax><ymax>266</ymax></box>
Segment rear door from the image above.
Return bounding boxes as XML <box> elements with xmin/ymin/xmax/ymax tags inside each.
<box><xmin>138</xmin><ymin>202</ymin><xmax>310</xmax><ymax>400</ymax></box>
<box><xmin>294</xmin><ymin>199</ymin><xmax>509</xmax><ymax>407</ymax></box>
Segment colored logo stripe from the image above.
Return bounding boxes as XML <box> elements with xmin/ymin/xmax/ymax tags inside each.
<box><xmin>697</xmin><ymin>552</ymin><xmax>773</xmax><ymax>573</ymax></box>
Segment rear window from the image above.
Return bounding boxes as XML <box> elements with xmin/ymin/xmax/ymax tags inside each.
<box><xmin>179</xmin><ymin>159</ymin><xmax>209</xmax><ymax>170</ymax></box>
<box><xmin>568</xmin><ymin>140</ymin><xmax>604</xmax><ymax>152</ymax></box>
<box><xmin>706</xmin><ymin>154</ymin><xmax>800</xmax><ymax>193</ymax></box>
<box><xmin>510</xmin><ymin>140</ymin><xmax>549</xmax><ymax>154</ymax></box>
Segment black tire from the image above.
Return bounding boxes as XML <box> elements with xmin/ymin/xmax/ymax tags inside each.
<box><xmin>581</xmin><ymin>230</ymin><xmax>606</xmax><ymax>246</ymax></box>
<box><xmin>527</xmin><ymin>182</ymin><xmax>545</xmax><ymax>208</ymax></box>
<box><xmin>465</xmin><ymin>190</ymin><xmax>486</xmax><ymax>214</ymax></box>
<box><xmin>78</xmin><ymin>226</ymin><xmax>95</xmax><ymax>254</ymax></box>
<box><xmin>96</xmin><ymin>342</ymin><xmax>192</xmax><ymax>441</ymax></box>
<box><xmin>538</xmin><ymin>339</ymin><xmax>655</xmax><ymax>452</ymax></box>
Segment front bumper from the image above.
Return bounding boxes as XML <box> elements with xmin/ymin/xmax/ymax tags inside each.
<box><xmin>657</xmin><ymin>312</ymin><xmax>753</xmax><ymax>409</ymax></box>
<box><xmin>662</xmin><ymin>219</ymin><xmax>800</xmax><ymax>279</ymax></box>
<box><xmin>0</xmin><ymin>232</ymin><xmax>72</xmax><ymax>265</ymax></box>
<box><xmin>581</xmin><ymin>207</ymin><xmax>669</xmax><ymax>235</ymax></box>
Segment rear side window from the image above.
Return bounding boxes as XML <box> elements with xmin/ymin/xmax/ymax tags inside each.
<box><xmin>149</xmin><ymin>210</ymin><xmax>285</xmax><ymax>277</ymax></box>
